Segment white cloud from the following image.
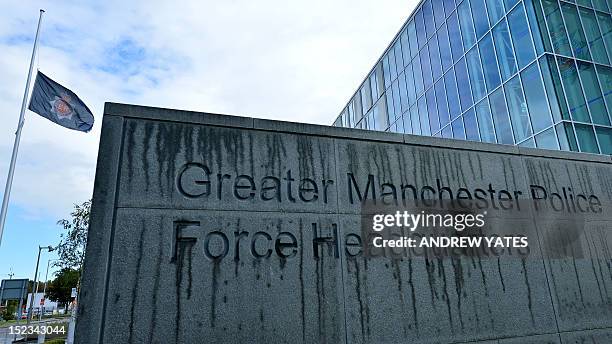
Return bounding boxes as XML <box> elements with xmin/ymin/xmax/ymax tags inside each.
<box><xmin>0</xmin><ymin>0</ymin><xmax>418</xmax><ymax>220</ymax></box>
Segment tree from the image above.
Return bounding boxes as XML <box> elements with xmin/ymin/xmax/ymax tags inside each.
<box><xmin>56</xmin><ymin>200</ymin><xmax>91</xmax><ymax>270</ymax></box>
<box><xmin>45</xmin><ymin>268</ymin><xmax>80</xmax><ymax>307</ymax></box>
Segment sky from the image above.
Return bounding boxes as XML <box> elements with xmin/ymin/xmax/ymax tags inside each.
<box><xmin>0</xmin><ymin>0</ymin><xmax>417</xmax><ymax>282</ymax></box>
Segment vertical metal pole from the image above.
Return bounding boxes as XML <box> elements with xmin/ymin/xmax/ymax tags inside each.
<box><xmin>40</xmin><ymin>259</ymin><xmax>54</xmax><ymax>320</ymax></box>
<box><xmin>0</xmin><ymin>9</ymin><xmax>45</xmax><ymax>249</ymax></box>
<box><xmin>27</xmin><ymin>247</ymin><xmax>42</xmax><ymax>323</ymax></box>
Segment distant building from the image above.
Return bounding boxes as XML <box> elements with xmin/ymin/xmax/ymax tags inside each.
<box><xmin>25</xmin><ymin>292</ymin><xmax>60</xmax><ymax>314</ymax></box>
<box><xmin>333</xmin><ymin>0</ymin><xmax>612</xmax><ymax>154</ymax></box>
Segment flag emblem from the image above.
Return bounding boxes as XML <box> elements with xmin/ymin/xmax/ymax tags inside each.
<box><xmin>50</xmin><ymin>94</ymin><xmax>75</xmax><ymax>120</ymax></box>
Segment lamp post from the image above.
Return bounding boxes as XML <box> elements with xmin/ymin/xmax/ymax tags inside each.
<box><xmin>27</xmin><ymin>245</ymin><xmax>54</xmax><ymax>323</ymax></box>
<box><xmin>39</xmin><ymin>258</ymin><xmax>59</xmax><ymax>321</ymax></box>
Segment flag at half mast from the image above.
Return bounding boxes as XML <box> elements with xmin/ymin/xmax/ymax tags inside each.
<box><xmin>28</xmin><ymin>71</ymin><xmax>94</xmax><ymax>132</ymax></box>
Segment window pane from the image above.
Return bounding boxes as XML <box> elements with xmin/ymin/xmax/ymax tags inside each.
<box><xmin>596</xmin><ymin>126</ymin><xmax>612</xmax><ymax>155</ymax></box>
<box><xmin>438</xmin><ymin>24</ymin><xmax>453</xmax><ymax>72</ymax></box>
<box><xmin>398</xmin><ymin>72</ymin><xmax>410</xmax><ymax>113</ymax></box>
<box><xmin>476</xmin><ymin>99</ymin><xmax>497</xmax><ymax>143</ymax></box>
<box><xmin>521</xmin><ymin>63</ymin><xmax>553</xmax><ymax>132</ymax></box>
<box><xmin>443</xmin><ymin>0</ymin><xmax>455</xmax><ymax>17</ymax></box>
<box><xmin>386</xmin><ymin>89</ymin><xmax>396</xmax><ymax>122</ymax></box>
<box><xmin>575</xmin><ymin>124</ymin><xmax>599</xmax><ymax>153</ymax></box>
<box><xmin>579</xmin><ymin>8</ymin><xmax>609</xmax><ymax>65</ymax></box>
<box><xmin>418</xmin><ymin>96</ymin><xmax>431</xmax><ymax>135</ymax></box>
<box><xmin>403</xmin><ymin>108</ymin><xmax>413</xmax><ymax>134</ymax></box>
<box><xmin>504</xmin><ymin>0</ymin><xmax>519</xmax><ymax>12</ymax></box>
<box><xmin>410</xmin><ymin>105</ymin><xmax>421</xmax><ymax>135</ymax></box>
<box><xmin>556</xmin><ymin>122</ymin><xmax>579</xmax><ymax>151</ymax></box>
<box><xmin>401</xmin><ymin>29</ymin><xmax>411</xmax><ymax>67</ymax></box>
<box><xmin>458</xmin><ymin>1</ymin><xmax>476</xmax><ymax>49</ymax></box>
<box><xmin>535</xmin><ymin>127</ymin><xmax>558</xmax><ymax>149</ymax></box>
<box><xmin>394</xmin><ymin>41</ymin><xmax>404</xmax><ymax>73</ymax></box>
<box><xmin>577</xmin><ymin>62</ymin><xmax>609</xmax><ymax>126</ymax></box>
<box><xmin>426</xmin><ymin>88</ymin><xmax>440</xmax><ymax>133</ymax></box>
<box><xmin>423</xmin><ymin>0</ymin><xmax>436</xmax><ymax>38</ymax></box>
<box><xmin>388</xmin><ymin>45</ymin><xmax>398</xmax><ymax>82</ymax></box>
<box><xmin>396</xmin><ymin>114</ymin><xmax>405</xmax><ymax>133</ymax></box>
<box><xmin>370</xmin><ymin>72</ymin><xmax>379</xmax><ymax>102</ymax></box>
<box><xmin>383</xmin><ymin>55</ymin><xmax>391</xmax><ymax>89</ymax></box>
<box><xmin>541</xmin><ymin>0</ymin><xmax>572</xmax><ymax>56</ymax></box>
<box><xmin>591</xmin><ymin>0</ymin><xmax>609</xmax><ymax>12</ymax></box>
<box><xmin>466</xmin><ymin>47</ymin><xmax>487</xmax><ymax>101</ymax></box>
<box><xmin>405</xmin><ymin>63</ymin><xmax>416</xmax><ymax>106</ymax></box>
<box><xmin>435</xmin><ymin>80</ymin><xmax>450</xmax><ymax>128</ymax></box>
<box><xmin>442</xmin><ymin>125</ymin><xmax>453</xmax><ymax>138</ymax></box>
<box><xmin>505</xmin><ymin>75</ymin><xmax>533</xmax><ymax>141</ymax></box>
<box><xmin>444</xmin><ymin>69</ymin><xmax>462</xmax><ymax>118</ymax></box>
<box><xmin>485</xmin><ymin>0</ymin><xmax>505</xmax><ymax>25</ymax></box>
<box><xmin>333</xmin><ymin>116</ymin><xmax>342</xmax><ymax>127</ymax></box>
<box><xmin>595</xmin><ymin>64</ymin><xmax>612</xmax><ymax>124</ymax></box>
<box><xmin>538</xmin><ymin>56</ymin><xmax>563</xmax><ymax>123</ymax></box>
<box><xmin>519</xmin><ymin>138</ymin><xmax>535</xmax><ymax>147</ymax></box>
<box><xmin>447</xmin><ymin>12</ymin><xmax>464</xmax><ymax>62</ymax></box>
<box><xmin>471</xmin><ymin>0</ymin><xmax>490</xmax><ymax>39</ymax></box>
<box><xmin>421</xmin><ymin>45</ymin><xmax>433</xmax><ymax>89</ymax></box>
<box><xmin>415</xmin><ymin>8</ymin><xmax>426</xmax><ymax>49</ymax></box>
<box><xmin>597</xmin><ymin>13</ymin><xmax>612</xmax><ymax>67</ymax></box>
<box><xmin>508</xmin><ymin>4</ymin><xmax>536</xmax><ymax>69</ymax></box>
<box><xmin>532</xmin><ymin>0</ymin><xmax>553</xmax><ymax>52</ymax></box>
<box><xmin>545</xmin><ymin>55</ymin><xmax>571</xmax><ymax>120</ymax></box>
<box><xmin>455</xmin><ymin>57</ymin><xmax>474</xmax><ymax>111</ymax></box>
<box><xmin>374</xmin><ymin>100</ymin><xmax>389</xmax><ymax>131</ymax></box>
<box><xmin>479</xmin><ymin>33</ymin><xmax>501</xmax><ymax>91</ymax></box>
<box><xmin>493</xmin><ymin>19</ymin><xmax>517</xmax><ymax>81</ymax></box>
<box><xmin>524</xmin><ymin>0</ymin><xmax>545</xmax><ymax>54</ymax></box>
<box><xmin>561</xmin><ymin>3</ymin><xmax>591</xmax><ymax>61</ymax></box>
<box><xmin>361</xmin><ymin>83</ymin><xmax>372</xmax><ymax>115</ymax></box>
<box><xmin>392</xmin><ymin>79</ymin><xmax>402</xmax><ymax>119</ymax></box>
<box><xmin>429</xmin><ymin>35</ymin><xmax>442</xmax><ymax>81</ymax></box>
<box><xmin>433</xmin><ymin>0</ymin><xmax>446</xmax><ymax>27</ymax></box>
<box><xmin>489</xmin><ymin>88</ymin><xmax>515</xmax><ymax>144</ymax></box>
<box><xmin>452</xmin><ymin>117</ymin><xmax>466</xmax><ymax>139</ymax></box>
<box><xmin>463</xmin><ymin>109</ymin><xmax>480</xmax><ymax>141</ymax></box>
<box><xmin>408</xmin><ymin>21</ymin><xmax>419</xmax><ymax>59</ymax></box>
<box><xmin>413</xmin><ymin>53</ymin><xmax>424</xmax><ymax>96</ymax></box>
<box><xmin>557</xmin><ymin>57</ymin><xmax>590</xmax><ymax>123</ymax></box>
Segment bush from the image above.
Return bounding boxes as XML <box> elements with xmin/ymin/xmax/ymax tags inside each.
<box><xmin>44</xmin><ymin>339</ymin><xmax>65</xmax><ymax>344</ymax></box>
<box><xmin>1</xmin><ymin>302</ymin><xmax>16</xmax><ymax>321</ymax></box>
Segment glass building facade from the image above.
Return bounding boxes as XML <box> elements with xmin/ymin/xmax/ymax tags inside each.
<box><xmin>332</xmin><ymin>0</ymin><xmax>612</xmax><ymax>155</ymax></box>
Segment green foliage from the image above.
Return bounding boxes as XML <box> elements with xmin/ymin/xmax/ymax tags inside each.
<box><xmin>44</xmin><ymin>339</ymin><xmax>66</xmax><ymax>344</ymax></box>
<box><xmin>46</xmin><ymin>268</ymin><xmax>80</xmax><ymax>305</ymax></box>
<box><xmin>56</xmin><ymin>200</ymin><xmax>91</xmax><ymax>270</ymax></box>
<box><xmin>1</xmin><ymin>300</ymin><xmax>17</xmax><ymax>321</ymax></box>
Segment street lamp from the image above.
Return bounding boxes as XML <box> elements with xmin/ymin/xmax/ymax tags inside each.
<box><xmin>39</xmin><ymin>258</ymin><xmax>59</xmax><ymax>321</ymax></box>
<box><xmin>27</xmin><ymin>245</ymin><xmax>54</xmax><ymax>323</ymax></box>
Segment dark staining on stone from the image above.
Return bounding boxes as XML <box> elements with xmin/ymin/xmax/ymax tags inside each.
<box><xmin>298</xmin><ymin>221</ymin><xmax>305</xmax><ymax>343</ymax></box>
<box><xmin>436</xmin><ymin>258</ymin><xmax>455</xmax><ymax>333</ymax></box>
<box><xmin>148</xmin><ymin>221</ymin><xmax>164</xmax><ymax>344</ymax></box>
<box><xmin>407</xmin><ymin>257</ymin><xmax>419</xmax><ymax>333</ymax></box>
<box><xmin>125</xmin><ymin>120</ymin><xmax>136</xmax><ymax>192</ymax></box>
<box><xmin>211</xmin><ymin>260</ymin><xmax>220</xmax><ymax>328</ymax></box>
<box><xmin>451</xmin><ymin>257</ymin><xmax>466</xmax><ymax>330</ymax></box>
<box><xmin>520</xmin><ymin>258</ymin><xmax>536</xmax><ymax>325</ymax></box>
<box><xmin>128</xmin><ymin>219</ymin><xmax>147</xmax><ymax>344</ymax></box>
<box><xmin>497</xmin><ymin>257</ymin><xmax>506</xmax><ymax>293</ymax></box>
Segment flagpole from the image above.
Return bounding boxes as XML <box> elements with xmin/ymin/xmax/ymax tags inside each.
<box><xmin>0</xmin><ymin>9</ymin><xmax>45</xmax><ymax>249</ymax></box>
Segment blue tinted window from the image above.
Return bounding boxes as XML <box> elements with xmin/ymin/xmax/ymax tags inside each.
<box><xmin>426</xmin><ymin>88</ymin><xmax>440</xmax><ymax>133</ymax></box>
<box><xmin>542</xmin><ymin>0</ymin><xmax>572</xmax><ymax>56</ymax></box>
<box><xmin>505</xmin><ymin>75</ymin><xmax>533</xmax><ymax>141</ymax></box>
<box><xmin>413</xmin><ymin>54</ymin><xmax>424</xmax><ymax>96</ymax></box>
<box><xmin>485</xmin><ymin>0</ymin><xmax>505</xmax><ymax>25</ymax></box>
<box><xmin>415</xmin><ymin>8</ymin><xmax>426</xmax><ymax>49</ymax></box>
<box><xmin>418</xmin><ymin>96</ymin><xmax>431</xmax><ymax>135</ymax></box>
<box><xmin>420</xmin><ymin>45</ymin><xmax>433</xmax><ymax>89</ymax></box>
<box><xmin>423</xmin><ymin>0</ymin><xmax>436</xmax><ymax>38</ymax></box>
<box><xmin>442</xmin><ymin>126</ymin><xmax>453</xmax><ymax>138</ymax></box>
<box><xmin>521</xmin><ymin>63</ymin><xmax>553</xmax><ymax>132</ymax></box>
<box><xmin>466</xmin><ymin>47</ymin><xmax>487</xmax><ymax>101</ymax></box>
<box><xmin>597</xmin><ymin>13</ymin><xmax>612</xmax><ymax>67</ymax></box>
<box><xmin>438</xmin><ymin>24</ymin><xmax>453</xmax><ymax>72</ymax></box>
<box><xmin>447</xmin><ymin>12</ymin><xmax>464</xmax><ymax>62</ymax></box>
<box><xmin>489</xmin><ymin>88</ymin><xmax>515</xmax><ymax>144</ymax></box>
<box><xmin>596</xmin><ymin>65</ymin><xmax>612</xmax><ymax>125</ymax></box>
<box><xmin>405</xmin><ymin>63</ymin><xmax>416</xmax><ymax>106</ymax></box>
<box><xmin>435</xmin><ymin>80</ymin><xmax>450</xmax><ymax>128</ymax></box>
<box><xmin>557</xmin><ymin>57</ymin><xmax>590</xmax><ymax>123</ymax></box>
<box><xmin>595</xmin><ymin>127</ymin><xmax>612</xmax><ymax>155</ymax></box>
<box><xmin>538</xmin><ymin>56</ymin><xmax>562</xmax><ymax>122</ymax></box>
<box><xmin>398</xmin><ymin>72</ymin><xmax>410</xmax><ymax>113</ymax></box>
<box><xmin>444</xmin><ymin>69</ymin><xmax>462</xmax><ymax>118</ymax></box>
<box><xmin>458</xmin><ymin>1</ymin><xmax>476</xmax><ymax>49</ymax></box>
<box><xmin>443</xmin><ymin>0</ymin><xmax>455</xmax><ymax>17</ymax></box>
<box><xmin>400</xmin><ymin>29</ymin><xmax>411</xmax><ymax>67</ymax></box>
<box><xmin>508</xmin><ymin>4</ymin><xmax>536</xmax><ymax>68</ymax></box>
<box><xmin>452</xmin><ymin>117</ymin><xmax>466</xmax><ymax>139</ymax></box>
<box><xmin>407</xmin><ymin>21</ymin><xmax>419</xmax><ymax>58</ymax></box>
<box><xmin>463</xmin><ymin>109</ymin><xmax>480</xmax><ymax>141</ymax></box>
<box><xmin>479</xmin><ymin>33</ymin><xmax>501</xmax><ymax>91</ymax></box>
<box><xmin>455</xmin><ymin>58</ymin><xmax>473</xmax><ymax>111</ymax></box>
<box><xmin>580</xmin><ymin>8</ymin><xmax>609</xmax><ymax>66</ymax></box>
<box><xmin>578</xmin><ymin>61</ymin><xmax>609</xmax><ymax>126</ymax></box>
<box><xmin>392</xmin><ymin>79</ymin><xmax>402</xmax><ymax>119</ymax></box>
<box><xmin>556</xmin><ymin>122</ymin><xmax>578</xmax><ymax>151</ymax></box>
<box><xmin>476</xmin><ymin>99</ymin><xmax>497</xmax><ymax>143</ymax></box>
<box><xmin>394</xmin><ymin>41</ymin><xmax>404</xmax><ymax>73</ymax></box>
<box><xmin>524</xmin><ymin>0</ymin><xmax>544</xmax><ymax>54</ymax></box>
<box><xmin>370</xmin><ymin>72</ymin><xmax>379</xmax><ymax>102</ymax></box>
<box><xmin>504</xmin><ymin>0</ymin><xmax>519</xmax><ymax>11</ymax></box>
<box><xmin>534</xmin><ymin>127</ymin><xmax>559</xmax><ymax>150</ymax></box>
<box><xmin>403</xmin><ymin>108</ymin><xmax>413</xmax><ymax>134</ymax></box>
<box><xmin>429</xmin><ymin>35</ymin><xmax>442</xmax><ymax>81</ymax></box>
<box><xmin>386</xmin><ymin>91</ymin><xmax>396</xmax><ymax>122</ymax></box>
<box><xmin>433</xmin><ymin>0</ymin><xmax>446</xmax><ymax>27</ymax></box>
<box><xmin>561</xmin><ymin>2</ymin><xmax>591</xmax><ymax>61</ymax></box>
<box><xmin>410</xmin><ymin>105</ymin><xmax>422</xmax><ymax>135</ymax></box>
<box><xmin>471</xmin><ymin>0</ymin><xmax>490</xmax><ymax>39</ymax></box>
<box><xmin>575</xmin><ymin>124</ymin><xmax>599</xmax><ymax>153</ymax></box>
<box><xmin>492</xmin><ymin>19</ymin><xmax>517</xmax><ymax>81</ymax></box>
<box><xmin>388</xmin><ymin>46</ymin><xmax>398</xmax><ymax>82</ymax></box>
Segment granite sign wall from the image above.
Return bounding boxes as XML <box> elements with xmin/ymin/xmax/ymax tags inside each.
<box><xmin>77</xmin><ymin>103</ymin><xmax>612</xmax><ymax>344</ymax></box>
